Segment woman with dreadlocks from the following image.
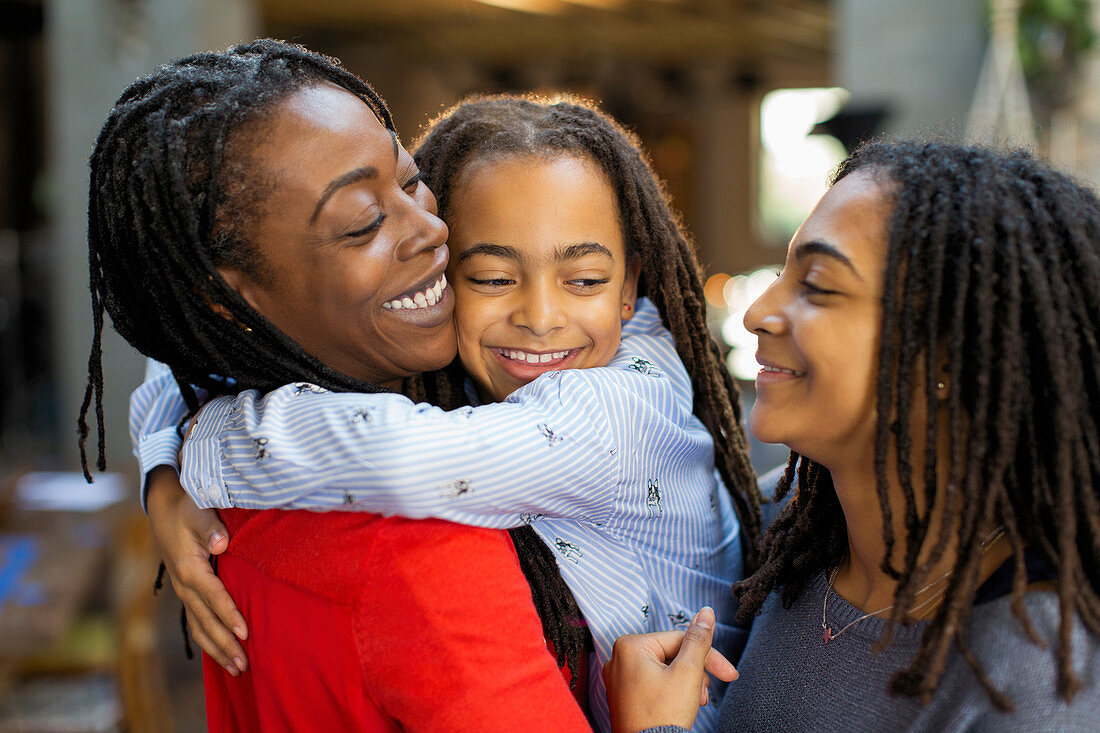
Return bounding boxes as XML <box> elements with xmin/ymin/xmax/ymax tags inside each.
<box><xmin>87</xmin><ymin>40</ymin><xmax>596</xmax><ymax>731</ymax></box>
<box><xmin>605</xmin><ymin>141</ymin><xmax>1100</xmax><ymax>732</ymax></box>
<box><xmin>136</xmin><ymin>94</ymin><xmax>759</xmax><ymax>731</ymax></box>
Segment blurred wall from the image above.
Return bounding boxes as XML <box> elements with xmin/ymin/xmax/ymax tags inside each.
<box><xmin>838</xmin><ymin>0</ymin><xmax>986</xmax><ymax>139</ymax></box>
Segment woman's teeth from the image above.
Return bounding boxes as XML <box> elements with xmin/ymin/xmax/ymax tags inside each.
<box><xmin>500</xmin><ymin>349</ymin><xmax>570</xmax><ymax>365</ymax></box>
<box><xmin>382</xmin><ymin>274</ymin><xmax>447</xmax><ymax>310</ymax></box>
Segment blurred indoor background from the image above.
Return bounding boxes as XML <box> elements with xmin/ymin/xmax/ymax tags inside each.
<box><xmin>0</xmin><ymin>0</ymin><xmax>1096</xmax><ymax>729</ymax></box>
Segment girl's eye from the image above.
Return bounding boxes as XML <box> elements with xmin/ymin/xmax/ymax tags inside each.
<box><xmin>345</xmin><ymin>214</ymin><xmax>386</xmax><ymax>240</ymax></box>
<box><xmin>402</xmin><ymin>171</ymin><xmax>424</xmax><ymax>194</ymax></box>
<box><xmin>467</xmin><ymin>276</ymin><xmax>514</xmax><ymax>287</ymax></box>
<box><xmin>566</xmin><ymin>278</ymin><xmax>610</xmax><ymax>289</ymax></box>
<box><xmin>800</xmin><ymin>279</ymin><xmax>837</xmax><ymax>297</ymax></box>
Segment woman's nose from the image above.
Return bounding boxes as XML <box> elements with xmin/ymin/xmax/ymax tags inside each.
<box><xmin>394</xmin><ymin>203</ymin><xmax>448</xmax><ymax>261</ymax></box>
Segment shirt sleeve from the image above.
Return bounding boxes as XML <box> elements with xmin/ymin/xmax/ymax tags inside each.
<box><xmin>128</xmin><ymin>359</ymin><xmax>199</xmax><ymax>510</ymax></box>
<box><xmin>355</xmin><ymin>520</ymin><xmax>592</xmax><ymax>731</ymax></box>
<box><xmin>179</xmin><ymin>369</ymin><xmax>621</xmax><ymax>528</ymax></box>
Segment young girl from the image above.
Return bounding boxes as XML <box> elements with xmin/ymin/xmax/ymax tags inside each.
<box><xmin>134</xmin><ymin>95</ymin><xmax>760</xmax><ymax>731</ymax></box>
<box><xmin>606</xmin><ymin>141</ymin><xmax>1100</xmax><ymax>732</ymax></box>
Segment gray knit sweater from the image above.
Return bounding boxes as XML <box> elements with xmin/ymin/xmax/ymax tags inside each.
<box><xmin>644</xmin><ymin>574</ymin><xmax>1100</xmax><ymax>732</ymax></box>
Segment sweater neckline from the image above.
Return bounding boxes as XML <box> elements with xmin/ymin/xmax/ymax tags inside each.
<box><xmin>811</xmin><ymin>550</ymin><xmax>1052</xmax><ymax>647</ymax></box>
<box><xmin>812</xmin><ymin>572</ymin><xmax>931</xmax><ymax>647</ymax></box>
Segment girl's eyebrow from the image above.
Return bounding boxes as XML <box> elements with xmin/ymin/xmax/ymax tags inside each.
<box><xmin>458</xmin><ymin>243</ymin><xmax>523</xmax><ymax>263</ymax></box>
<box><xmin>557</xmin><ymin>242</ymin><xmax>612</xmax><ymax>261</ymax></box>
<box><xmin>792</xmin><ymin>239</ymin><xmax>864</xmax><ymax>281</ymax></box>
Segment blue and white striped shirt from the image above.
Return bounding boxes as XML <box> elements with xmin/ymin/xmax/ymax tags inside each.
<box><xmin>130</xmin><ymin>298</ymin><xmax>744</xmax><ymax>732</ymax></box>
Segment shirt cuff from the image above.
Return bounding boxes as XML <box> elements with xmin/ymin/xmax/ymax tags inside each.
<box><xmin>179</xmin><ymin>398</ymin><xmax>238</xmax><ymax>509</ymax></box>
<box><xmin>136</xmin><ymin>428</ymin><xmax>183</xmax><ymax>511</ymax></box>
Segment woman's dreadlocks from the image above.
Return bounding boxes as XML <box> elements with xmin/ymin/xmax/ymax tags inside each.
<box><xmin>82</xmin><ymin>39</ymin><xmax>395</xmax><ymax>482</ymax></box>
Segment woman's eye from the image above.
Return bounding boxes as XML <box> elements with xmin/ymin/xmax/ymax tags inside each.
<box><xmin>345</xmin><ymin>214</ymin><xmax>386</xmax><ymax>240</ymax></box>
<box><xmin>402</xmin><ymin>171</ymin><xmax>424</xmax><ymax>193</ymax></box>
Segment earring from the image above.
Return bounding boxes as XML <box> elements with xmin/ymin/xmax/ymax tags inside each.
<box><xmin>936</xmin><ymin>381</ymin><xmax>945</xmax><ymax>391</ymax></box>
<box><xmin>622</xmin><ymin>303</ymin><xmax>632</xmax><ymax>313</ymax></box>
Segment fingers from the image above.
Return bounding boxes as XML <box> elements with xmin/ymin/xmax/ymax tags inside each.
<box><xmin>704</xmin><ymin>648</ymin><xmax>738</xmax><ymax>682</ymax></box>
<box><xmin>669</xmin><ymin>606</ymin><xmax>715</xmax><ymax>674</ymax></box>
<box><xmin>200</xmin><ymin>517</ymin><xmax>230</xmax><ymax>556</ymax></box>
<box><xmin>183</xmin><ymin>603</ymin><xmax>245</xmax><ymax>677</ymax></box>
<box><xmin>173</xmin><ymin>562</ymin><xmax>248</xmax><ymax>673</ymax></box>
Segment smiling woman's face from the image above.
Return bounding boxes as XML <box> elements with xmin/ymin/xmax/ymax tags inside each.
<box><xmin>743</xmin><ymin>170</ymin><xmax>893</xmax><ymax>468</ymax></box>
<box><xmin>219</xmin><ymin>83</ymin><xmax>457</xmax><ymax>389</ymax></box>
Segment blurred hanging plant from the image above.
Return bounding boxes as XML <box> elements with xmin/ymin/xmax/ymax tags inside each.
<box><xmin>1013</xmin><ymin>0</ymin><xmax>1095</xmax><ymax>109</ymax></box>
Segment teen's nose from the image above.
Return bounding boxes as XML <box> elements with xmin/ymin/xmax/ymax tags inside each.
<box><xmin>743</xmin><ymin>278</ymin><xmax>787</xmax><ymax>336</ymax></box>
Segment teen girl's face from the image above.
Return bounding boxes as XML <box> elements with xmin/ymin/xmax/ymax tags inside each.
<box><xmin>218</xmin><ymin>83</ymin><xmax>456</xmax><ymax>389</ymax></box>
<box><xmin>446</xmin><ymin>154</ymin><xmax>640</xmax><ymax>402</ymax></box>
<box><xmin>743</xmin><ymin>170</ymin><xmax>892</xmax><ymax>468</ymax></box>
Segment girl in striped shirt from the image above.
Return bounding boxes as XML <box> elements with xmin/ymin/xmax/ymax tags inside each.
<box><xmin>137</xmin><ymin>95</ymin><xmax>759</xmax><ymax>730</ymax></box>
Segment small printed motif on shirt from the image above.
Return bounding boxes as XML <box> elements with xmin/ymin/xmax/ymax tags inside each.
<box><xmin>439</xmin><ymin>479</ymin><xmax>473</xmax><ymax>499</ymax></box>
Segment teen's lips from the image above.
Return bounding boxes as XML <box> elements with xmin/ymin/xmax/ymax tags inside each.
<box><xmin>755</xmin><ymin>355</ymin><xmax>807</xmax><ymax>382</ymax></box>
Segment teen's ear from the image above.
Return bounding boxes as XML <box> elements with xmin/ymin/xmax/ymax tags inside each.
<box><xmin>217</xmin><ymin>267</ymin><xmax>264</xmax><ymax>315</ymax></box>
<box><xmin>621</xmin><ymin>258</ymin><xmax>642</xmax><ymax>321</ymax></box>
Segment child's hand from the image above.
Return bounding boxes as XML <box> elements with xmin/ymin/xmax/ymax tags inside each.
<box><xmin>602</xmin><ymin>607</ymin><xmax>737</xmax><ymax>733</ymax></box>
<box><xmin>146</xmin><ymin>466</ymin><xmax>248</xmax><ymax>675</ymax></box>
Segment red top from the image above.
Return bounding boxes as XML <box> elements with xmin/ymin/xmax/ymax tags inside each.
<box><xmin>203</xmin><ymin>508</ymin><xmax>591</xmax><ymax>732</ymax></box>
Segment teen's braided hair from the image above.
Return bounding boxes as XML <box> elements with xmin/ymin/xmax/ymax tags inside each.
<box><xmin>81</xmin><ymin>39</ymin><xmax>395</xmax><ymax>481</ymax></box>
<box><xmin>406</xmin><ymin>95</ymin><xmax>764</xmax><ymax>682</ymax></box>
<box><xmin>734</xmin><ymin>140</ymin><xmax>1100</xmax><ymax>709</ymax></box>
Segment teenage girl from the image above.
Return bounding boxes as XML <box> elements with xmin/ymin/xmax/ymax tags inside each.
<box><xmin>136</xmin><ymin>95</ymin><xmax>761</xmax><ymax>731</ymax></box>
<box><xmin>606</xmin><ymin>141</ymin><xmax>1100</xmax><ymax>732</ymax></box>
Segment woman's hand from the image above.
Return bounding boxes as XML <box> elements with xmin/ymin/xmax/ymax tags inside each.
<box><xmin>602</xmin><ymin>607</ymin><xmax>737</xmax><ymax>733</ymax></box>
<box><xmin>145</xmin><ymin>465</ymin><xmax>248</xmax><ymax>675</ymax></box>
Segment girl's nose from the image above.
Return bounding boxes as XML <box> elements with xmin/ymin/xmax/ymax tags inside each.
<box><xmin>511</xmin><ymin>284</ymin><xmax>566</xmax><ymax>335</ymax></box>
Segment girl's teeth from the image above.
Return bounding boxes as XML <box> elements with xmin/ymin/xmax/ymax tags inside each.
<box><xmin>414</xmin><ymin>293</ymin><xmax>428</xmax><ymax>308</ymax></box>
<box><xmin>401</xmin><ymin>297</ymin><xmax>415</xmax><ymax>309</ymax></box>
<box><xmin>425</xmin><ymin>288</ymin><xmax>438</xmax><ymax>306</ymax></box>
<box><xmin>502</xmin><ymin>349</ymin><xmax>570</xmax><ymax>364</ymax></box>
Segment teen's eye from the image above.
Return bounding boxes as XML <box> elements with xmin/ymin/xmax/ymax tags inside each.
<box><xmin>799</xmin><ymin>279</ymin><xmax>837</xmax><ymax>297</ymax></box>
<box><xmin>345</xmin><ymin>214</ymin><xmax>386</xmax><ymax>240</ymax></box>
<box><xmin>402</xmin><ymin>171</ymin><xmax>424</xmax><ymax>194</ymax></box>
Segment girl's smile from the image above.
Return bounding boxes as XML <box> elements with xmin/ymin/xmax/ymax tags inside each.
<box><xmin>445</xmin><ymin>154</ymin><xmax>640</xmax><ymax>402</ymax></box>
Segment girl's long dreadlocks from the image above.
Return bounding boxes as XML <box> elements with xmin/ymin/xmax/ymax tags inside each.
<box><xmin>81</xmin><ymin>39</ymin><xmax>395</xmax><ymax>481</ymax></box>
<box><xmin>734</xmin><ymin>140</ymin><xmax>1100</xmax><ymax>710</ymax></box>
<box><xmin>406</xmin><ymin>95</ymin><xmax>763</xmax><ymax>682</ymax></box>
